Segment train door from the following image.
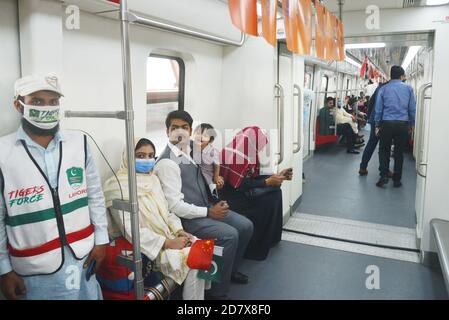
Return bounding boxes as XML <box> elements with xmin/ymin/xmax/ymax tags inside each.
<box><xmin>276</xmin><ymin>42</ymin><xmax>300</xmax><ymax>221</ymax></box>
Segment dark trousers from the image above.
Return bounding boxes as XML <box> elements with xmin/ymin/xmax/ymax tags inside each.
<box><xmin>337</xmin><ymin>123</ymin><xmax>355</xmax><ymax>151</ymax></box>
<box><xmin>378</xmin><ymin>121</ymin><xmax>409</xmax><ymax>181</ymax></box>
<box><xmin>360</xmin><ymin>125</ymin><xmax>379</xmax><ymax>170</ymax></box>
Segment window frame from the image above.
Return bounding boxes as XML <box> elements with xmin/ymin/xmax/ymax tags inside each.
<box><xmin>147</xmin><ymin>53</ymin><xmax>185</xmax><ymax>110</ymax></box>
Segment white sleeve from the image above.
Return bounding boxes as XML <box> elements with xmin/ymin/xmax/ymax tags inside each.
<box><xmin>154</xmin><ymin>159</ymin><xmax>208</xmax><ymax>220</ymax></box>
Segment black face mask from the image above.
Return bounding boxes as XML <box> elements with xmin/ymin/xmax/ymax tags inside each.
<box><xmin>21</xmin><ymin>118</ymin><xmax>59</xmax><ymax>137</ymax></box>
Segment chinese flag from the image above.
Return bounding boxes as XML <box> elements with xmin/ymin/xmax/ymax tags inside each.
<box><xmin>261</xmin><ymin>0</ymin><xmax>278</xmax><ymax>46</ymax></box>
<box><xmin>314</xmin><ymin>1</ymin><xmax>326</xmax><ymax>60</ymax></box>
<box><xmin>282</xmin><ymin>0</ymin><xmax>313</xmax><ymax>55</ymax></box>
<box><xmin>228</xmin><ymin>0</ymin><xmax>258</xmax><ymax>36</ymax></box>
<box><xmin>186</xmin><ymin>239</ymin><xmax>215</xmax><ymax>270</ymax></box>
<box><xmin>337</xmin><ymin>18</ymin><xmax>345</xmax><ymax>61</ymax></box>
<box><xmin>360</xmin><ymin>56</ymin><xmax>368</xmax><ymax>78</ymax></box>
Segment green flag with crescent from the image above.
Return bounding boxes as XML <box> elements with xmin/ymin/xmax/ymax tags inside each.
<box><xmin>197</xmin><ymin>245</ymin><xmax>223</xmax><ymax>283</ymax></box>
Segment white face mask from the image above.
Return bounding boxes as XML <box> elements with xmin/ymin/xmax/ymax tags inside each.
<box><xmin>19</xmin><ymin>101</ymin><xmax>60</xmax><ymax>130</ymax></box>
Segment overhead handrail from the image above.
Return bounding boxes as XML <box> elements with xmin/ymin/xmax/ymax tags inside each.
<box><xmin>275</xmin><ymin>84</ymin><xmax>285</xmax><ymax>165</ymax></box>
<box><xmin>293</xmin><ymin>84</ymin><xmax>302</xmax><ymax>154</ymax></box>
<box><xmin>416</xmin><ymin>82</ymin><xmax>432</xmax><ymax>178</ymax></box>
<box><xmin>125</xmin><ymin>11</ymin><xmax>246</xmax><ymax>47</ymax></box>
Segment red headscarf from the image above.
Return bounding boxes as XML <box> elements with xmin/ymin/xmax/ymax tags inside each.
<box><xmin>220</xmin><ymin>126</ymin><xmax>269</xmax><ymax>189</ymax></box>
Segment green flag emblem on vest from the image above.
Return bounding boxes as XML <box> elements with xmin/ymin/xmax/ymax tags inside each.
<box><xmin>197</xmin><ymin>246</ymin><xmax>223</xmax><ymax>283</ymax></box>
<box><xmin>66</xmin><ymin>167</ymin><xmax>83</xmax><ymax>190</ymax></box>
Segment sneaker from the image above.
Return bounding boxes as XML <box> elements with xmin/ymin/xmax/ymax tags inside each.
<box><xmin>359</xmin><ymin>169</ymin><xmax>368</xmax><ymax>176</ymax></box>
<box><xmin>376</xmin><ymin>177</ymin><xmax>389</xmax><ymax>188</ymax></box>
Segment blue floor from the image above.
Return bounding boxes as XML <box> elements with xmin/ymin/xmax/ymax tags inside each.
<box><xmin>230</xmin><ymin>241</ymin><xmax>448</xmax><ymax>300</ymax></box>
<box><xmin>299</xmin><ymin>130</ymin><xmax>417</xmax><ymax>228</ymax></box>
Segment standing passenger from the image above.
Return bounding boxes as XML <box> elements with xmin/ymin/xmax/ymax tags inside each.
<box><xmin>374</xmin><ymin>66</ymin><xmax>416</xmax><ymax>187</ymax></box>
<box><xmin>0</xmin><ymin>75</ymin><xmax>109</xmax><ymax>300</ymax></box>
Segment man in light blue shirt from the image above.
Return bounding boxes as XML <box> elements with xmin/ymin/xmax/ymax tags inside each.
<box><xmin>374</xmin><ymin>66</ymin><xmax>416</xmax><ymax>188</ymax></box>
<box><xmin>0</xmin><ymin>75</ymin><xmax>109</xmax><ymax>299</ymax></box>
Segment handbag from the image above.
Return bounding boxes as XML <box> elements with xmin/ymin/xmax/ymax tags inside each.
<box><xmin>243</xmin><ymin>175</ymin><xmax>280</xmax><ymax>199</ymax></box>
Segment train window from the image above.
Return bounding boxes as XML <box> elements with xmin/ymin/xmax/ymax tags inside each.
<box><xmin>146</xmin><ymin>54</ymin><xmax>185</xmax><ymax>154</ymax></box>
<box><xmin>321</xmin><ymin>75</ymin><xmax>329</xmax><ymax>99</ymax></box>
<box><xmin>304</xmin><ymin>72</ymin><xmax>312</xmax><ymax>90</ymax></box>
<box><xmin>345</xmin><ymin>78</ymin><xmax>350</xmax><ymax>96</ymax></box>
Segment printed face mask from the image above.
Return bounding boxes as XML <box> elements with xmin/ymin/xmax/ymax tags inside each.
<box><xmin>19</xmin><ymin>101</ymin><xmax>60</xmax><ymax>130</ymax></box>
<box><xmin>135</xmin><ymin>158</ymin><xmax>156</xmax><ymax>173</ymax></box>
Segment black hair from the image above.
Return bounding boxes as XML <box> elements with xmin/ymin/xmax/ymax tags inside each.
<box><xmin>135</xmin><ymin>138</ymin><xmax>156</xmax><ymax>155</ymax></box>
<box><xmin>368</xmin><ymin>79</ymin><xmax>373</xmax><ymax>85</ymax></box>
<box><xmin>194</xmin><ymin>123</ymin><xmax>217</xmax><ymax>142</ymax></box>
<box><xmin>348</xmin><ymin>97</ymin><xmax>358</xmax><ymax>106</ymax></box>
<box><xmin>391</xmin><ymin>65</ymin><xmax>405</xmax><ymax>80</ymax></box>
<box><xmin>165</xmin><ymin>110</ymin><xmax>193</xmax><ymax>129</ymax></box>
<box><xmin>17</xmin><ymin>95</ymin><xmax>24</xmax><ymax>103</ymax></box>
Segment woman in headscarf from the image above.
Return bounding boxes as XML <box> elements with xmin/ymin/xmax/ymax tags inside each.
<box><xmin>219</xmin><ymin>127</ymin><xmax>292</xmax><ymax>261</ymax></box>
<box><xmin>103</xmin><ymin>138</ymin><xmax>206</xmax><ymax>300</ymax></box>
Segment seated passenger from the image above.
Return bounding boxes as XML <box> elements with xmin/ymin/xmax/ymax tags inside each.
<box><xmin>318</xmin><ymin>97</ymin><xmax>336</xmax><ymax>136</ymax></box>
<box><xmin>219</xmin><ymin>126</ymin><xmax>292</xmax><ymax>261</ymax></box>
<box><xmin>192</xmin><ymin>123</ymin><xmax>224</xmax><ymax>194</ymax></box>
<box><xmin>103</xmin><ymin>138</ymin><xmax>206</xmax><ymax>300</ymax></box>
<box><xmin>335</xmin><ymin>97</ymin><xmax>359</xmax><ymax>135</ymax></box>
<box><xmin>154</xmin><ymin>110</ymin><xmax>253</xmax><ymax>300</ymax></box>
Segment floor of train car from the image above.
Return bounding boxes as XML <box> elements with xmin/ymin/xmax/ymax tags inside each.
<box><xmin>228</xmin><ymin>240</ymin><xmax>448</xmax><ymax>299</ymax></box>
<box><xmin>299</xmin><ymin>127</ymin><xmax>417</xmax><ymax>228</ymax></box>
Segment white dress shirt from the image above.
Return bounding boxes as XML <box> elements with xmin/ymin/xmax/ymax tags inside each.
<box><xmin>154</xmin><ymin>142</ymin><xmax>208</xmax><ymax>220</ymax></box>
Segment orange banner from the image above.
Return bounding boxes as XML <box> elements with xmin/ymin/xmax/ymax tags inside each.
<box><xmin>228</xmin><ymin>0</ymin><xmax>258</xmax><ymax>36</ymax></box>
<box><xmin>324</xmin><ymin>9</ymin><xmax>334</xmax><ymax>60</ymax></box>
<box><xmin>261</xmin><ymin>0</ymin><xmax>278</xmax><ymax>46</ymax></box>
<box><xmin>314</xmin><ymin>1</ymin><xmax>326</xmax><ymax>60</ymax></box>
<box><xmin>282</xmin><ymin>0</ymin><xmax>313</xmax><ymax>55</ymax></box>
<box><xmin>329</xmin><ymin>14</ymin><xmax>340</xmax><ymax>61</ymax></box>
<box><xmin>337</xmin><ymin>18</ymin><xmax>345</xmax><ymax>61</ymax></box>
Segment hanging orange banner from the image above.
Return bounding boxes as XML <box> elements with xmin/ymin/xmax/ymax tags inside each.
<box><xmin>282</xmin><ymin>0</ymin><xmax>313</xmax><ymax>55</ymax></box>
<box><xmin>228</xmin><ymin>0</ymin><xmax>258</xmax><ymax>36</ymax></box>
<box><xmin>337</xmin><ymin>18</ymin><xmax>345</xmax><ymax>61</ymax></box>
<box><xmin>329</xmin><ymin>14</ymin><xmax>340</xmax><ymax>61</ymax></box>
<box><xmin>324</xmin><ymin>9</ymin><xmax>334</xmax><ymax>60</ymax></box>
<box><xmin>261</xmin><ymin>0</ymin><xmax>278</xmax><ymax>46</ymax></box>
<box><xmin>314</xmin><ymin>1</ymin><xmax>326</xmax><ymax>60</ymax></box>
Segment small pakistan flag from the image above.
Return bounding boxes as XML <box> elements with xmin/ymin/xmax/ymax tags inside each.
<box><xmin>198</xmin><ymin>245</ymin><xmax>223</xmax><ymax>283</ymax></box>
<box><xmin>66</xmin><ymin>167</ymin><xmax>83</xmax><ymax>190</ymax></box>
<box><xmin>29</xmin><ymin>109</ymin><xmax>41</xmax><ymax>118</ymax></box>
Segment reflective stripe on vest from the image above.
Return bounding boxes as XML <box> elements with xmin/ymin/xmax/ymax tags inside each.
<box><xmin>0</xmin><ymin>131</ymin><xmax>94</xmax><ymax>276</ymax></box>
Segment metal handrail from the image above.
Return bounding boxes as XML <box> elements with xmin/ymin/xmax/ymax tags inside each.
<box><xmin>275</xmin><ymin>84</ymin><xmax>285</xmax><ymax>165</ymax></box>
<box><xmin>293</xmin><ymin>84</ymin><xmax>302</xmax><ymax>154</ymax></box>
<box><xmin>416</xmin><ymin>82</ymin><xmax>432</xmax><ymax>178</ymax></box>
<box><xmin>126</xmin><ymin>11</ymin><xmax>246</xmax><ymax>47</ymax></box>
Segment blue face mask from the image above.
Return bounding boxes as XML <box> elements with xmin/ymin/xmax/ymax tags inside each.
<box><xmin>337</xmin><ymin>101</ymin><xmax>342</xmax><ymax>108</ymax></box>
<box><xmin>135</xmin><ymin>158</ymin><xmax>156</xmax><ymax>173</ymax></box>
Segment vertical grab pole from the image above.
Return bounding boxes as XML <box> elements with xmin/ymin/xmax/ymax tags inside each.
<box><xmin>120</xmin><ymin>0</ymin><xmax>144</xmax><ymax>300</ymax></box>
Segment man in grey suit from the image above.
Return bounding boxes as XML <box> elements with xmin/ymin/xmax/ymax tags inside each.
<box><xmin>154</xmin><ymin>110</ymin><xmax>254</xmax><ymax>300</ymax></box>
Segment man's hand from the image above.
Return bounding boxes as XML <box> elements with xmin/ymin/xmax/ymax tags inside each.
<box><xmin>84</xmin><ymin>244</ymin><xmax>107</xmax><ymax>273</ymax></box>
<box><xmin>164</xmin><ymin>237</ymin><xmax>189</xmax><ymax>250</ymax></box>
<box><xmin>279</xmin><ymin>168</ymin><xmax>293</xmax><ymax>181</ymax></box>
<box><xmin>0</xmin><ymin>271</ymin><xmax>26</xmax><ymax>300</ymax></box>
<box><xmin>208</xmin><ymin>201</ymin><xmax>229</xmax><ymax>220</ymax></box>
<box><xmin>265</xmin><ymin>174</ymin><xmax>285</xmax><ymax>187</ymax></box>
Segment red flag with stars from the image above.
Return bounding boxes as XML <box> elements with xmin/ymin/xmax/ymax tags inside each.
<box><xmin>186</xmin><ymin>239</ymin><xmax>215</xmax><ymax>270</ymax></box>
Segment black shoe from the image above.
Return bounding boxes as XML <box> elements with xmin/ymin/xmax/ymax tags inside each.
<box><xmin>376</xmin><ymin>177</ymin><xmax>389</xmax><ymax>188</ymax></box>
<box><xmin>393</xmin><ymin>181</ymin><xmax>402</xmax><ymax>188</ymax></box>
<box><xmin>231</xmin><ymin>272</ymin><xmax>249</xmax><ymax>284</ymax></box>
<box><xmin>356</xmin><ymin>138</ymin><xmax>365</xmax><ymax>144</ymax></box>
<box><xmin>205</xmin><ymin>293</ymin><xmax>230</xmax><ymax>300</ymax></box>
<box><xmin>347</xmin><ymin>149</ymin><xmax>360</xmax><ymax>154</ymax></box>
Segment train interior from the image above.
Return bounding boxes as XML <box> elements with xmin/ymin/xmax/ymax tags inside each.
<box><xmin>1</xmin><ymin>0</ymin><xmax>449</xmax><ymax>300</ymax></box>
